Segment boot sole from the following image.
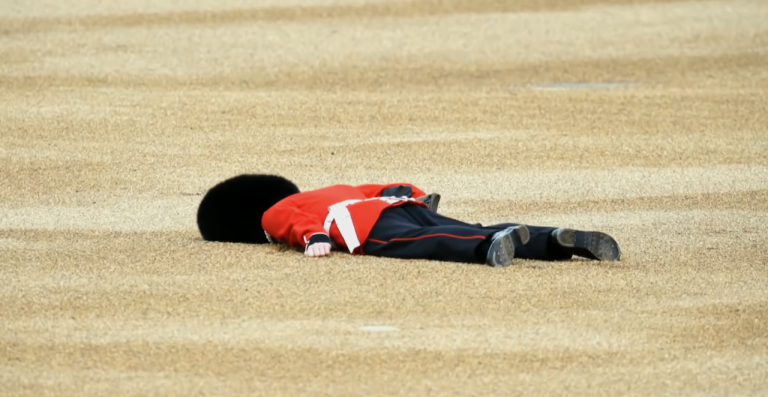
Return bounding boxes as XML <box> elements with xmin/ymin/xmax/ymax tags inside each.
<box><xmin>427</xmin><ymin>193</ymin><xmax>441</xmax><ymax>212</ymax></box>
<box><xmin>555</xmin><ymin>229</ymin><xmax>621</xmax><ymax>261</ymax></box>
<box><xmin>487</xmin><ymin>225</ymin><xmax>530</xmax><ymax>267</ymax></box>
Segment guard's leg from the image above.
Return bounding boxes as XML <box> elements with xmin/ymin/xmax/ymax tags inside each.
<box><xmin>487</xmin><ymin>223</ymin><xmax>621</xmax><ymax>261</ymax></box>
<box><xmin>483</xmin><ymin>223</ymin><xmax>571</xmax><ymax>261</ymax></box>
<box><xmin>363</xmin><ymin>205</ymin><xmax>528</xmax><ymax>266</ymax></box>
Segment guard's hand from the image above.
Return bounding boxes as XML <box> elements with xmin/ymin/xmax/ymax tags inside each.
<box><xmin>305</xmin><ymin>242</ymin><xmax>332</xmax><ymax>257</ymax></box>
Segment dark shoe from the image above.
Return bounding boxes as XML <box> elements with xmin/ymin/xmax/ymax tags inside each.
<box><xmin>415</xmin><ymin>193</ymin><xmax>441</xmax><ymax>212</ymax></box>
<box><xmin>551</xmin><ymin>228</ymin><xmax>621</xmax><ymax>261</ymax></box>
<box><xmin>486</xmin><ymin>225</ymin><xmax>530</xmax><ymax>267</ymax></box>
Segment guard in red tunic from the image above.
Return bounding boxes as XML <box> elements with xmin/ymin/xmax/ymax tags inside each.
<box><xmin>196</xmin><ymin>174</ymin><xmax>621</xmax><ymax>266</ymax></box>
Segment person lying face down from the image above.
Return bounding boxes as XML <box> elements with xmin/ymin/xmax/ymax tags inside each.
<box><xmin>196</xmin><ymin>174</ymin><xmax>621</xmax><ymax>266</ymax></box>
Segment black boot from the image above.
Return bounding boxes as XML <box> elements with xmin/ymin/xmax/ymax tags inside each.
<box><xmin>486</xmin><ymin>225</ymin><xmax>530</xmax><ymax>267</ymax></box>
<box><xmin>415</xmin><ymin>193</ymin><xmax>441</xmax><ymax>212</ymax></box>
<box><xmin>551</xmin><ymin>228</ymin><xmax>621</xmax><ymax>261</ymax></box>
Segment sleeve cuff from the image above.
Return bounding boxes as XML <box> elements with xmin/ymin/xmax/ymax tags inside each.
<box><xmin>305</xmin><ymin>233</ymin><xmax>332</xmax><ymax>247</ymax></box>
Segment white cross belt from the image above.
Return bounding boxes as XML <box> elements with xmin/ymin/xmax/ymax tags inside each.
<box><xmin>322</xmin><ymin>196</ymin><xmax>415</xmax><ymax>253</ymax></box>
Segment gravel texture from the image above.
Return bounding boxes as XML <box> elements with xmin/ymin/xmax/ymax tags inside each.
<box><xmin>1</xmin><ymin>0</ymin><xmax>767</xmax><ymax>395</ymax></box>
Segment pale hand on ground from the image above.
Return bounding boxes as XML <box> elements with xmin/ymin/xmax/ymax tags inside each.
<box><xmin>305</xmin><ymin>243</ymin><xmax>332</xmax><ymax>257</ymax></box>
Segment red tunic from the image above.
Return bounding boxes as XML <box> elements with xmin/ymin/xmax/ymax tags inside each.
<box><xmin>262</xmin><ymin>183</ymin><xmax>428</xmax><ymax>253</ymax></box>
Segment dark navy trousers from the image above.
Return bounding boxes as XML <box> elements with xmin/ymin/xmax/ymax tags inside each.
<box><xmin>362</xmin><ymin>204</ymin><xmax>572</xmax><ymax>264</ymax></box>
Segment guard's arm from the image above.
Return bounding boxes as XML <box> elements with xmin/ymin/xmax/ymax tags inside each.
<box><xmin>262</xmin><ymin>199</ymin><xmax>332</xmax><ymax>252</ymax></box>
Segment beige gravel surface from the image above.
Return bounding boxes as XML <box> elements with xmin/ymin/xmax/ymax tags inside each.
<box><xmin>1</xmin><ymin>0</ymin><xmax>767</xmax><ymax>395</ymax></box>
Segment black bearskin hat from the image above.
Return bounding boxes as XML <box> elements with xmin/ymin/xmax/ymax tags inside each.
<box><xmin>196</xmin><ymin>174</ymin><xmax>300</xmax><ymax>244</ymax></box>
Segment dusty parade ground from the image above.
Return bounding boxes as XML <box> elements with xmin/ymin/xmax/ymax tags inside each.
<box><xmin>1</xmin><ymin>0</ymin><xmax>767</xmax><ymax>395</ymax></box>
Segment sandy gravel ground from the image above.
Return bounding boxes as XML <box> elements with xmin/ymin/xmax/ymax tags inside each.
<box><xmin>1</xmin><ymin>0</ymin><xmax>767</xmax><ymax>395</ymax></box>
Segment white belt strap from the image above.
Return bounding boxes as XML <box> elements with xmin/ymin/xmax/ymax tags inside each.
<box><xmin>322</xmin><ymin>197</ymin><xmax>417</xmax><ymax>253</ymax></box>
<box><xmin>323</xmin><ymin>199</ymin><xmax>362</xmax><ymax>253</ymax></box>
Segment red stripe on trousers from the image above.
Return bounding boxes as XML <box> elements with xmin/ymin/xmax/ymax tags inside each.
<box><xmin>368</xmin><ymin>233</ymin><xmax>486</xmax><ymax>245</ymax></box>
